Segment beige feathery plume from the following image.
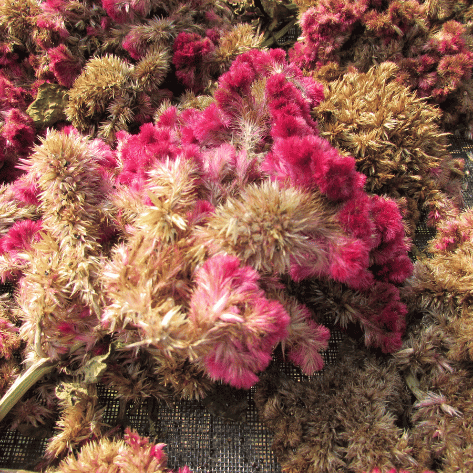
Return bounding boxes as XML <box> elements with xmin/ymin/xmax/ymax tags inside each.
<box><xmin>196</xmin><ymin>180</ymin><xmax>342</xmax><ymax>275</ymax></box>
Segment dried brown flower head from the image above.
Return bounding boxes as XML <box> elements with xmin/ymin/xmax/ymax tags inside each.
<box><xmin>197</xmin><ymin>180</ymin><xmax>342</xmax><ymax>275</ymax></box>
<box><xmin>313</xmin><ymin>62</ymin><xmax>463</xmax><ymax>235</ymax></box>
<box><xmin>255</xmin><ymin>346</ymin><xmax>413</xmax><ymax>473</ymax></box>
<box><xmin>66</xmin><ymin>55</ymin><xmax>142</xmax><ymax>139</ymax></box>
<box><xmin>404</xmin><ymin>208</ymin><xmax>473</xmax><ymax>363</ymax></box>
<box><xmin>44</xmin><ymin>383</ymin><xmax>106</xmax><ymax>464</ymax></box>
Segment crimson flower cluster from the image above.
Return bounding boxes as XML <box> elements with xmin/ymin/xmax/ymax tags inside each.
<box><xmin>291</xmin><ymin>0</ymin><xmax>473</xmax><ymax>134</ymax></box>
<box><xmin>110</xmin><ymin>48</ymin><xmax>411</xmax><ymax>369</ymax></box>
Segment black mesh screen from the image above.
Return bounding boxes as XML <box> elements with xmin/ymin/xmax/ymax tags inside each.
<box><xmin>1</xmin><ymin>137</ymin><xmax>472</xmax><ymax>471</ymax></box>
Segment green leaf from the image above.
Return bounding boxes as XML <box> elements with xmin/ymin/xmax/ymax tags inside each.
<box><xmin>26</xmin><ymin>83</ymin><xmax>69</xmax><ymax>128</ymax></box>
<box><xmin>80</xmin><ymin>345</ymin><xmax>111</xmax><ymax>384</ymax></box>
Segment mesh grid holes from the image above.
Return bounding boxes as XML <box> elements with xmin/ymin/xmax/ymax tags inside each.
<box><xmin>0</xmin><ymin>429</ymin><xmax>48</xmax><ymax>470</ymax></box>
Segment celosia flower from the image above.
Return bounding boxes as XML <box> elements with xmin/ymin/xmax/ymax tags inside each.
<box><xmin>292</xmin><ymin>0</ymin><xmax>473</xmax><ymax>134</ymax></box>
<box><xmin>101</xmin><ymin>0</ymin><xmax>151</xmax><ymax>23</ymax></box>
<box><xmin>2</xmin><ymin>108</ymin><xmax>35</xmax><ymax>154</ymax></box>
<box><xmin>116</xmin><ymin>123</ymin><xmax>181</xmax><ymax>187</ymax></box>
<box><xmin>49</xmin><ymin>427</ymin><xmax>192</xmax><ymax>473</ymax></box>
<box><xmin>48</xmin><ymin>44</ymin><xmax>82</xmax><ymax>88</ymax></box>
<box><xmin>0</xmin><ymin>219</ymin><xmax>41</xmax><ymax>255</ymax></box>
<box><xmin>197</xmin><ymin>180</ymin><xmax>342</xmax><ymax>276</ymax></box>
<box><xmin>0</xmin><ymin>218</ymin><xmax>42</xmax><ymax>281</ymax></box>
<box><xmin>173</xmin><ymin>32</ymin><xmax>215</xmax><ymax>92</ymax></box>
<box><xmin>279</xmin><ymin>295</ymin><xmax>330</xmax><ymax>375</ymax></box>
<box><xmin>0</xmin><ymin>317</ymin><xmax>20</xmax><ymax>359</ymax></box>
<box><xmin>313</xmin><ymin>62</ymin><xmax>463</xmax><ymax>236</ymax></box>
<box><xmin>189</xmin><ymin>254</ymin><xmax>290</xmax><ymax>388</ymax></box>
<box><xmin>255</xmin><ymin>349</ymin><xmax>415</xmax><ymax>473</ymax></box>
<box><xmin>366</xmin><ymin>470</ymin><xmax>436</xmax><ymax>473</ymax></box>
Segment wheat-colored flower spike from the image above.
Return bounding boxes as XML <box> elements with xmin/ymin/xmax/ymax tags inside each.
<box><xmin>134</xmin><ymin>157</ymin><xmax>201</xmax><ymax>242</ymax></box>
<box><xmin>45</xmin><ymin>383</ymin><xmax>106</xmax><ymax>463</ymax></box>
<box><xmin>197</xmin><ymin>180</ymin><xmax>341</xmax><ymax>274</ymax></box>
<box><xmin>132</xmin><ymin>44</ymin><xmax>171</xmax><ymax>91</ymax></box>
<box><xmin>177</xmin><ymin>91</ymin><xmax>215</xmax><ymax>112</ymax></box>
<box><xmin>101</xmin><ymin>234</ymin><xmax>194</xmax><ymax>352</ymax></box>
<box><xmin>66</xmin><ymin>55</ymin><xmax>132</xmax><ymax>132</ymax></box>
<box><xmin>213</xmin><ymin>24</ymin><xmax>264</xmax><ymax>72</ymax></box>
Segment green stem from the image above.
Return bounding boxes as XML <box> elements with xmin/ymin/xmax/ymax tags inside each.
<box><xmin>0</xmin><ymin>357</ymin><xmax>55</xmax><ymax>423</ymax></box>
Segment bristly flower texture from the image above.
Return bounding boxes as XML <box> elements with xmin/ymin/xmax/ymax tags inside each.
<box><xmin>0</xmin><ymin>48</ymin><xmax>413</xmax><ymax>457</ymax></box>
<box><xmin>254</xmin><ymin>347</ymin><xmax>415</xmax><ymax>473</ymax></box>
<box><xmin>189</xmin><ymin>254</ymin><xmax>290</xmax><ymax>389</ymax></box>
<box><xmin>291</xmin><ymin>0</ymin><xmax>473</xmax><ymax>136</ymax></box>
<box><xmin>404</xmin><ymin>207</ymin><xmax>473</xmax><ymax>363</ymax></box>
<box><xmin>313</xmin><ymin>62</ymin><xmax>464</xmax><ymax>236</ymax></box>
<box><xmin>50</xmin><ymin>427</ymin><xmax>192</xmax><ymax>473</ymax></box>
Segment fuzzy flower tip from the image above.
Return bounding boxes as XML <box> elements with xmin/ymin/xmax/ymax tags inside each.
<box><xmin>189</xmin><ymin>254</ymin><xmax>290</xmax><ymax>389</ymax></box>
<box><xmin>2</xmin><ymin>108</ymin><xmax>35</xmax><ymax>154</ymax></box>
<box><xmin>51</xmin><ymin>427</ymin><xmax>193</xmax><ymax>473</ymax></box>
<box><xmin>0</xmin><ymin>219</ymin><xmax>42</xmax><ymax>255</ymax></box>
<box><xmin>48</xmin><ymin>44</ymin><xmax>82</xmax><ymax>88</ymax></box>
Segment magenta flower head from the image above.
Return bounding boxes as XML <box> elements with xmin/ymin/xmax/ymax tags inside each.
<box><xmin>48</xmin><ymin>44</ymin><xmax>82</xmax><ymax>88</ymax></box>
<box><xmin>189</xmin><ymin>254</ymin><xmax>290</xmax><ymax>389</ymax></box>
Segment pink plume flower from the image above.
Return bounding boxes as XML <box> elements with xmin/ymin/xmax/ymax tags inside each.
<box><xmin>48</xmin><ymin>44</ymin><xmax>82</xmax><ymax>88</ymax></box>
<box><xmin>189</xmin><ymin>254</ymin><xmax>290</xmax><ymax>389</ymax></box>
<box><xmin>0</xmin><ymin>75</ymin><xmax>29</xmax><ymax>111</ymax></box>
<box><xmin>173</xmin><ymin>32</ymin><xmax>215</xmax><ymax>92</ymax></box>
<box><xmin>0</xmin><ymin>219</ymin><xmax>42</xmax><ymax>255</ymax></box>
<box><xmin>2</xmin><ymin>108</ymin><xmax>35</xmax><ymax>154</ymax></box>
<box><xmin>116</xmin><ymin>123</ymin><xmax>180</xmax><ymax>186</ymax></box>
<box><xmin>102</xmin><ymin>0</ymin><xmax>151</xmax><ymax>23</ymax></box>
<box><xmin>11</xmin><ymin>175</ymin><xmax>41</xmax><ymax>205</ymax></box>
<box><xmin>284</xmin><ymin>302</ymin><xmax>330</xmax><ymax>375</ymax></box>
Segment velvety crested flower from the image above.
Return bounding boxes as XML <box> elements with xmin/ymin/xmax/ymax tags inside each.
<box><xmin>189</xmin><ymin>254</ymin><xmax>290</xmax><ymax>388</ymax></box>
<box><xmin>0</xmin><ymin>219</ymin><xmax>42</xmax><ymax>255</ymax></box>
<box><xmin>0</xmin><ymin>218</ymin><xmax>42</xmax><ymax>281</ymax></box>
<box><xmin>115</xmin><ymin>122</ymin><xmax>181</xmax><ymax>188</ymax></box>
<box><xmin>313</xmin><ymin>62</ymin><xmax>463</xmax><ymax>235</ymax></box>
<box><xmin>0</xmin><ymin>107</ymin><xmax>36</xmax><ymax>183</ymax></box>
<box><xmin>173</xmin><ymin>32</ymin><xmax>216</xmax><ymax>92</ymax></box>
<box><xmin>47</xmin><ymin>44</ymin><xmax>82</xmax><ymax>88</ymax></box>
<box><xmin>255</xmin><ymin>346</ymin><xmax>414</xmax><ymax>473</ymax></box>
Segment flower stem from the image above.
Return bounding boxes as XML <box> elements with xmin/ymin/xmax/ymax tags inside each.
<box><xmin>0</xmin><ymin>357</ymin><xmax>55</xmax><ymax>423</ymax></box>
